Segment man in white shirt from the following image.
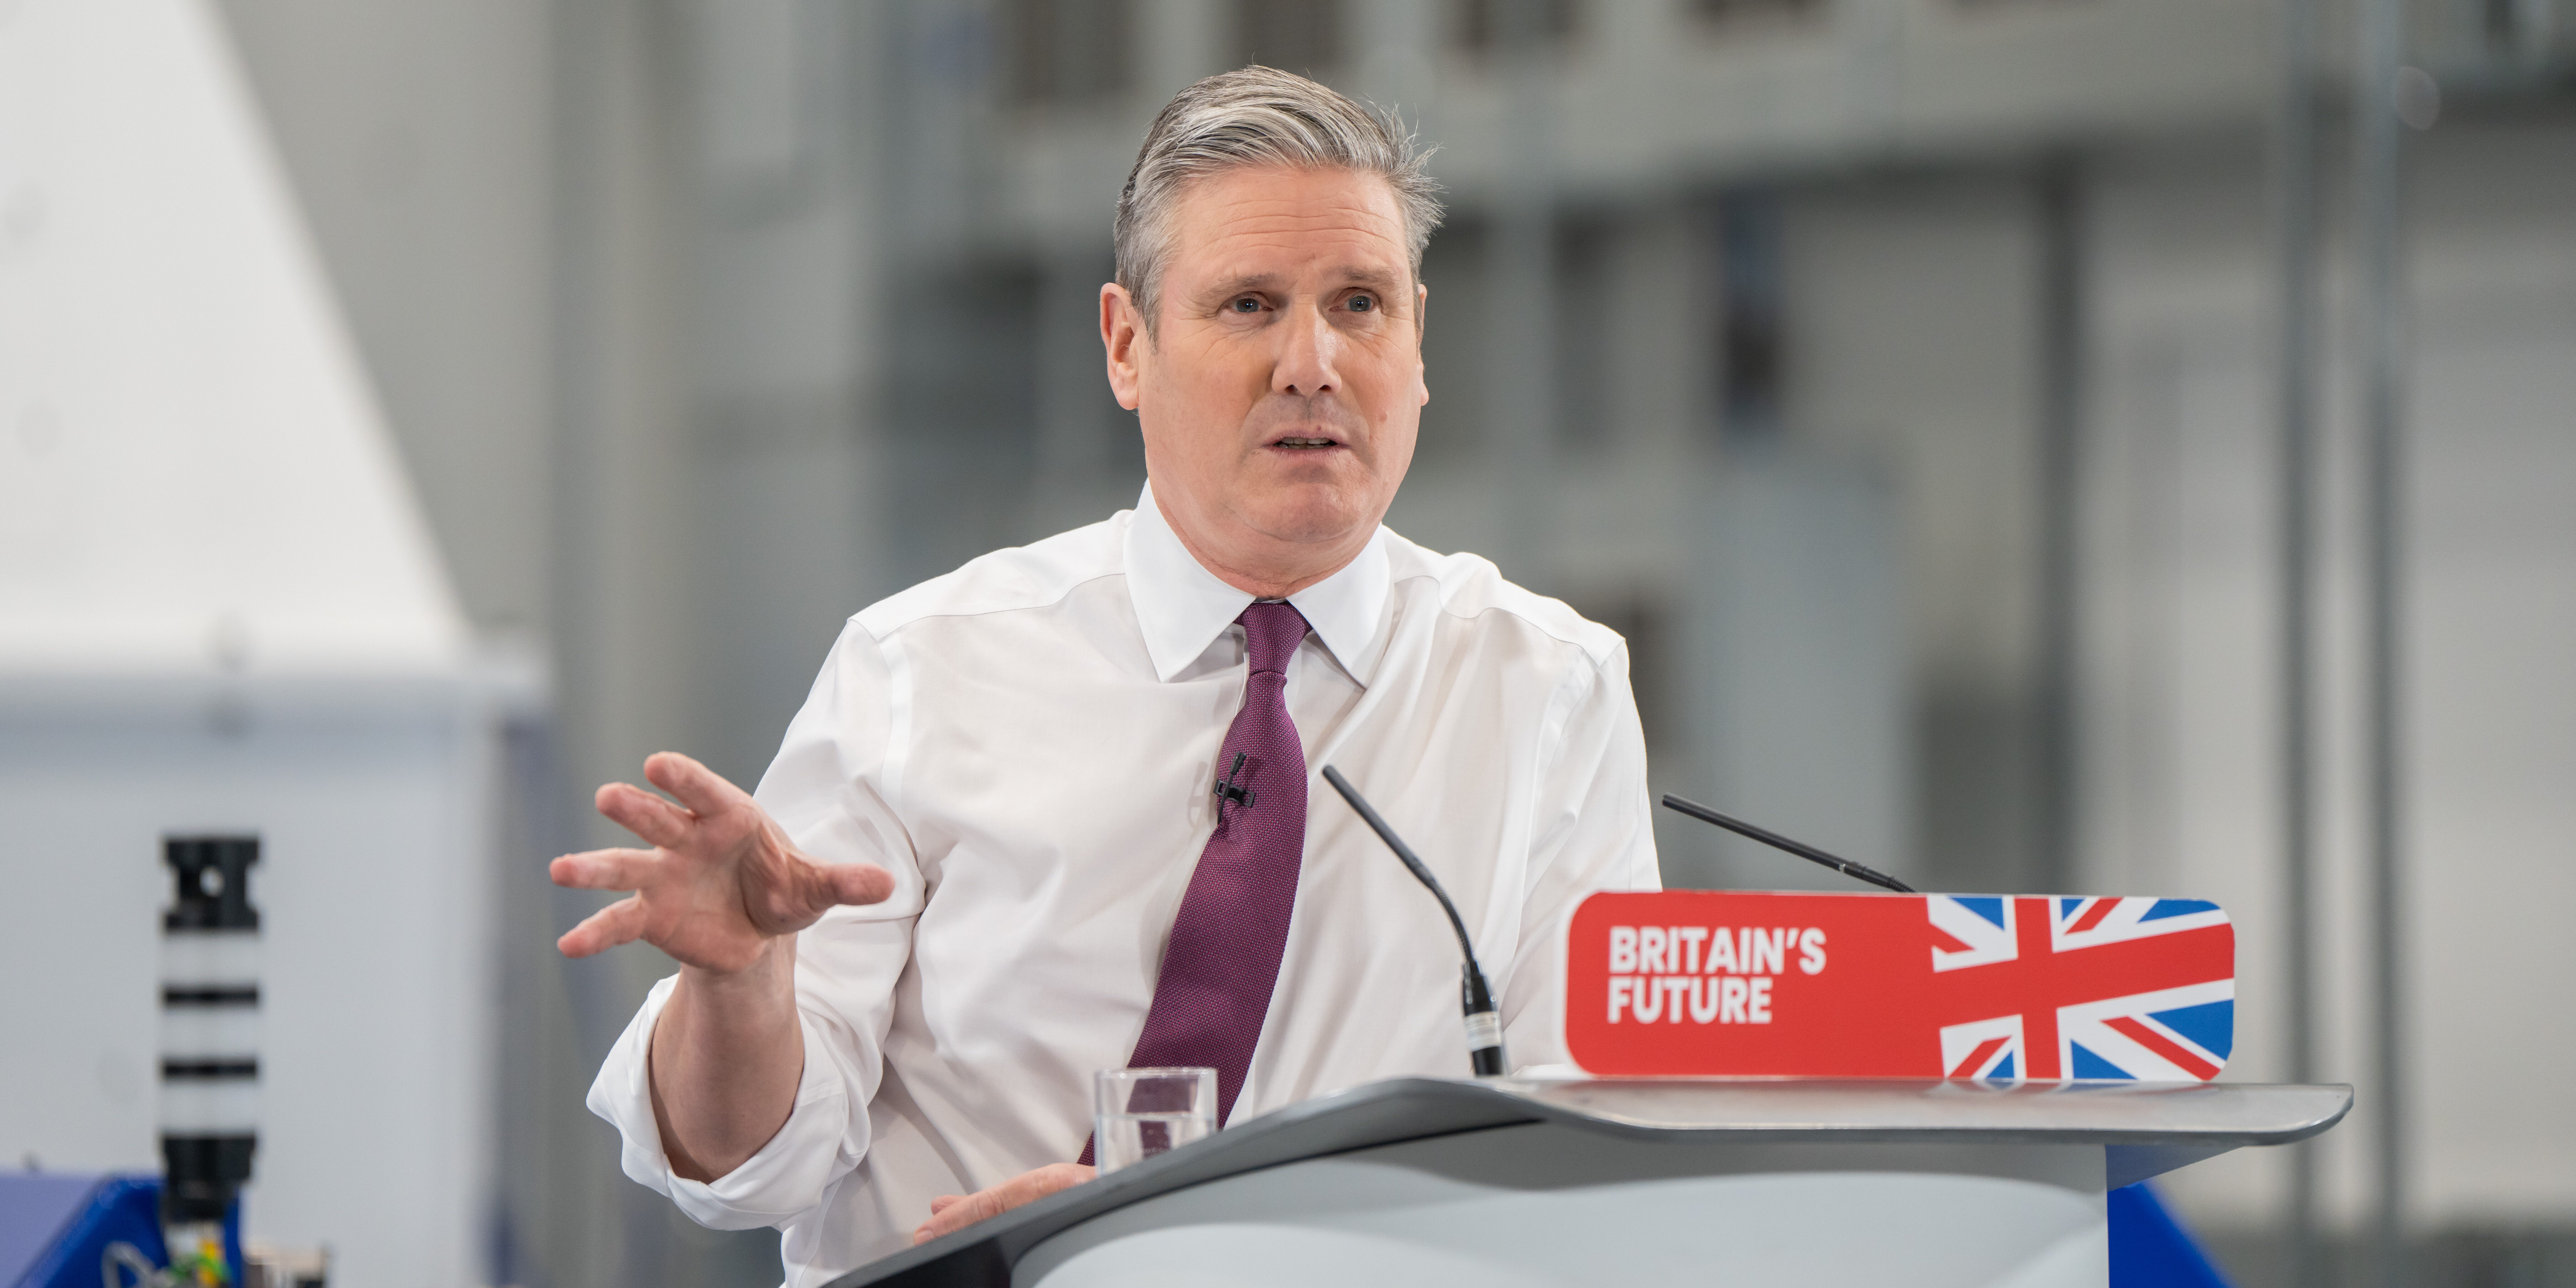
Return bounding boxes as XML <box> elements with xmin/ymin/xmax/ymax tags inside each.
<box><xmin>552</xmin><ymin>66</ymin><xmax>1659</xmax><ymax>1284</ymax></box>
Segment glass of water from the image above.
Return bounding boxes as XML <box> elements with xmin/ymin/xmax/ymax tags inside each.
<box><xmin>1092</xmin><ymin>1067</ymin><xmax>1216</xmax><ymax>1173</ymax></box>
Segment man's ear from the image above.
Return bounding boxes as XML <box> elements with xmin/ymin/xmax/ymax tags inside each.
<box><xmin>1102</xmin><ymin>283</ymin><xmax>1147</xmax><ymax>411</ymax></box>
<box><xmin>1414</xmin><ymin>281</ymin><xmax>1430</xmax><ymax>407</ymax></box>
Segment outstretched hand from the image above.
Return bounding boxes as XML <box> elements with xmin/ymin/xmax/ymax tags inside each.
<box><xmin>550</xmin><ymin>751</ymin><xmax>895</xmax><ymax>973</ymax></box>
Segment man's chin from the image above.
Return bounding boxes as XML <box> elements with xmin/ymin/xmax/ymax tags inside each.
<box><xmin>1234</xmin><ymin>486</ymin><xmax>1379</xmax><ymax>549</ymax></box>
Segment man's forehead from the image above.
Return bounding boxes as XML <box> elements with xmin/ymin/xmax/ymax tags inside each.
<box><xmin>1167</xmin><ymin>167</ymin><xmax>1410</xmax><ymax>279</ymax></box>
<box><xmin>1197</xmin><ymin>263</ymin><xmax>1405</xmax><ymax>297</ymax></box>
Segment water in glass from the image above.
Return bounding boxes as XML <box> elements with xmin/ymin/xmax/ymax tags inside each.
<box><xmin>1093</xmin><ymin>1067</ymin><xmax>1215</xmax><ymax>1173</ymax></box>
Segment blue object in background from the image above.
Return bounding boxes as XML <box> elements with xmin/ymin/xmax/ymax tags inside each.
<box><xmin>0</xmin><ymin>1175</ymin><xmax>105</xmax><ymax>1288</ymax></box>
<box><xmin>2112</xmin><ymin>1180</ymin><xmax>2233</xmax><ymax>1287</ymax></box>
<box><xmin>0</xmin><ymin>1173</ymin><xmax>241</xmax><ymax>1288</ymax></box>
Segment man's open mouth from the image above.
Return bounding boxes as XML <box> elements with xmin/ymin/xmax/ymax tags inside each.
<box><xmin>1272</xmin><ymin>436</ymin><xmax>1341</xmax><ymax>450</ymax></box>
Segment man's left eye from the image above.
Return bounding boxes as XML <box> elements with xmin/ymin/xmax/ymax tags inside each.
<box><xmin>1347</xmin><ymin>294</ymin><xmax>1375</xmax><ymax>313</ymax></box>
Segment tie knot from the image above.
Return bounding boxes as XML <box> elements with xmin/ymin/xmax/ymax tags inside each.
<box><xmin>1238</xmin><ymin>601</ymin><xmax>1308</xmax><ymax>676</ymax></box>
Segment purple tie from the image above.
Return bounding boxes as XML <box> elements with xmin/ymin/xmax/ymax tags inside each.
<box><xmin>1101</xmin><ymin>602</ymin><xmax>1311</xmax><ymax>1144</ymax></box>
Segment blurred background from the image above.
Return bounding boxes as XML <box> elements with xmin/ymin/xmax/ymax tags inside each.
<box><xmin>3</xmin><ymin>0</ymin><xmax>2572</xmax><ymax>1285</ymax></box>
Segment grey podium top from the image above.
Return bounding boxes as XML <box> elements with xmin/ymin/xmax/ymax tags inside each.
<box><xmin>827</xmin><ymin>1076</ymin><xmax>2352</xmax><ymax>1288</ymax></box>
<box><xmin>1484</xmin><ymin>1075</ymin><xmax>2350</xmax><ymax>1141</ymax></box>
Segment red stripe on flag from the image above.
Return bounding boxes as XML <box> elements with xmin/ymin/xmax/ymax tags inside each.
<box><xmin>1949</xmin><ymin>1036</ymin><xmax>2009</xmax><ymax>1078</ymax></box>
<box><xmin>2068</xmin><ymin>898</ymin><xmax>2119</xmax><ymax>934</ymax></box>
<box><xmin>1929</xmin><ymin>925</ymin><xmax>1977</xmax><ymax>954</ymax></box>
<box><xmin>2105</xmin><ymin>1016</ymin><xmax>2221</xmax><ymax>1081</ymax></box>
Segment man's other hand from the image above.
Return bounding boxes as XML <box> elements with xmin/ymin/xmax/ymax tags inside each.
<box><xmin>912</xmin><ymin>1164</ymin><xmax>1097</xmax><ymax>1245</ymax></box>
<box><xmin>549</xmin><ymin>751</ymin><xmax>895</xmax><ymax>971</ymax></box>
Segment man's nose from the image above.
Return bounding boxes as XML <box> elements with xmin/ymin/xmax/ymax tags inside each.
<box><xmin>1271</xmin><ymin>307</ymin><xmax>1340</xmax><ymax>397</ymax></box>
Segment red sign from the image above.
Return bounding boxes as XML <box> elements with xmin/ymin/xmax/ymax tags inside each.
<box><xmin>1563</xmin><ymin>891</ymin><xmax>2236</xmax><ymax>1082</ymax></box>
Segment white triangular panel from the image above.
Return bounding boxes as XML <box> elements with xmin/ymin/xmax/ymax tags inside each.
<box><xmin>0</xmin><ymin>0</ymin><xmax>468</xmax><ymax>674</ymax></box>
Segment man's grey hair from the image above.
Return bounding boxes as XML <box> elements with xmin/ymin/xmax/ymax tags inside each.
<box><xmin>1115</xmin><ymin>66</ymin><xmax>1443</xmax><ymax>330</ymax></box>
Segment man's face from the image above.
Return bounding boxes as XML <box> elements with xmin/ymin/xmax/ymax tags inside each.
<box><xmin>1103</xmin><ymin>164</ymin><xmax>1427</xmax><ymax>591</ymax></box>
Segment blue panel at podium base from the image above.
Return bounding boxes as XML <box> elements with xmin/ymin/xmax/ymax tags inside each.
<box><xmin>2111</xmin><ymin>1183</ymin><xmax>2231</xmax><ymax>1288</ymax></box>
<box><xmin>0</xmin><ymin>1174</ymin><xmax>241</xmax><ymax>1288</ymax></box>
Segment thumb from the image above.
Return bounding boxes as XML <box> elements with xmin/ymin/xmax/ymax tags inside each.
<box><xmin>825</xmin><ymin>861</ymin><xmax>897</xmax><ymax>908</ymax></box>
<box><xmin>753</xmin><ymin>850</ymin><xmax>896</xmax><ymax>937</ymax></box>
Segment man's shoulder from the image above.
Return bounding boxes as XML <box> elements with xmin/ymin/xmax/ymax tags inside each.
<box><xmin>1381</xmin><ymin>530</ymin><xmax>1625</xmax><ymax>674</ymax></box>
<box><xmin>853</xmin><ymin>511</ymin><xmax>1130</xmax><ymax>641</ymax></box>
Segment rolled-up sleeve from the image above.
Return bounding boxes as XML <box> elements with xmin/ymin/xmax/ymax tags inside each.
<box><xmin>584</xmin><ymin>618</ymin><xmax>925</xmax><ymax>1229</ymax></box>
<box><xmin>586</xmin><ymin>979</ymin><xmax>864</xmax><ymax>1228</ymax></box>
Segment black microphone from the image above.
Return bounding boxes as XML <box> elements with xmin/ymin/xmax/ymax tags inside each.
<box><xmin>1212</xmin><ymin>751</ymin><xmax>1257</xmax><ymax>819</ymax></box>
<box><xmin>1660</xmin><ymin>794</ymin><xmax>1917</xmax><ymax>893</ymax></box>
<box><xmin>1320</xmin><ymin>765</ymin><xmax>1507</xmax><ymax>1077</ymax></box>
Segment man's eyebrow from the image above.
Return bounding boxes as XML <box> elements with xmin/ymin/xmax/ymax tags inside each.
<box><xmin>1196</xmin><ymin>273</ymin><xmax>1287</xmax><ymax>303</ymax></box>
<box><xmin>1335</xmin><ymin>266</ymin><xmax>1404</xmax><ymax>292</ymax></box>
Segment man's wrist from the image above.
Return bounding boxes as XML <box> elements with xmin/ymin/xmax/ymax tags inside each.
<box><xmin>676</xmin><ymin>935</ymin><xmax>796</xmax><ymax>1003</ymax></box>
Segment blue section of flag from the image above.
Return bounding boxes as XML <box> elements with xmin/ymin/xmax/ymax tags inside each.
<box><xmin>1957</xmin><ymin>897</ymin><xmax>2006</xmax><ymax>928</ymax></box>
<box><xmin>2071</xmin><ymin>1042</ymin><xmax>2133</xmax><ymax>1079</ymax></box>
<box><xmin>2140</xmin><ymin>899</ymin><xmax>2218</xmax><ymax>922</ymax></box>
<box><xmin>2061</xmin><ymin>897</ymin><xmax>2085</xmax><ymax>921</ymax></box>
<box><xmin>1992</xmin><ymin>1052</ymin><xmax>2014</xmax><ymax>1080</ymax></box>
<box><xmin>2149</xmin><ymin>1001</ymin><xmax>2235</xmax><ymax>1059</ymax></box>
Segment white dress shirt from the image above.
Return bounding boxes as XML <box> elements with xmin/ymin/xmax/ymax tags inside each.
<box><xmin>588</xmin><ymin>485</ymin><xmax>1660</xmax><ymax>1284</ymax></box>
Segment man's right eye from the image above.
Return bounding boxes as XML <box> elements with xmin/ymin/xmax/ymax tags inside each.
<box><xmin>1229</xmin><ymin>297</ymin><xmax>1262</xmax><ymax>313</ymax></box>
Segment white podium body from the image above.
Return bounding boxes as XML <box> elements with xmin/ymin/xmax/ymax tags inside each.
<box><xmin>837</xmin><ymin>1077</ymin><xmax>2350</xmax><ymax>1288</ymax></box>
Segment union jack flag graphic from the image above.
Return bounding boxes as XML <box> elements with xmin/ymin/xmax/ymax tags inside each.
<box><xmin>1931</xmin><ymin>895</ymin><xmax>2235</xmax><ymax>1082</ymax></box>
<box><xmin>1563</xmin><ymin>890</ymin><xmax>2237</xmax><ymax>1081</ymax></box>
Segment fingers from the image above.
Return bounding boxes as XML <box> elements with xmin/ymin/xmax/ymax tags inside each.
<box><xmin>556</xmin><ymin>895</ymin><xmax>649</xmax><ymax>958</ymax></box>
<box><xmin>1010</xmin><ymin>1164</ymin><xmax>1092</xmax><ymax>1200</ymax></box>
<box><xmin>645</xmin><ymin>751</ymin><xmax>751</xmax><ymax>818</ymax></box>
<box><xmin>548</xmin><ymin>848</ymin><xmax>659</xmax><ymax>892</ymax></box>
<box><xmin>914</xmin><ymin>1187</ymin><xmax>1003</xmax><ymax>1244</ymax></box>
<box><xmin>596</xmin><ymin>781</ymin><xmax>693</xmax><ymax>850</ymax></box>
<box><xmin>910</xmin><ymin>1164</ymin><xmax>1095</xmax><ymax>1245</ymax></box>
<box><xmin>1006</xmin><ymin>1163</ymin><xmax>1095</xmax><ymax>1205</ymax></box>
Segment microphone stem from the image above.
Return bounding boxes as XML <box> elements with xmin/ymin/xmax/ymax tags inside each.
<box><xmin>1660</xmin><ymin>794</ymin><xmax>1917</xmax><ymax>893</ymax></box>
<box><xmin>1322</xmin><ymin>766</ymin><xmax>1509</xmax><ymax>1077</ymax></box>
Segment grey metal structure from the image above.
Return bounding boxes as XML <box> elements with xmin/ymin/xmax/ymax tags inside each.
<box><xmin>828</xmin><ymin>1076</ymin><xmax>2351</xmax><ymax>1287</ymax></box>
<box><xmin>2273</xmin><ymin>0</ymin><xmax>2325</xmax><ymax>1281</ymax></box>
<box><xmin>2355</xmin><ymin>0</ymin><xmax>2413</xmax><ymax>1283</ymax></box>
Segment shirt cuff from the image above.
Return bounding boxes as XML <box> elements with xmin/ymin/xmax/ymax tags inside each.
<box><xmin>585</xmin><ymin>974</ymin><xmax>860</xmax><ymax>1230</ymax></box>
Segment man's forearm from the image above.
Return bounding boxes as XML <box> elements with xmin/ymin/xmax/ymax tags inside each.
<box><xmin>648</xmin><ymin>936</ymin><xmax>805</xmax><ymax>1182</ymax></box>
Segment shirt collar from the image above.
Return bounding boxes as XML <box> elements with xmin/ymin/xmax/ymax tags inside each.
<box><xmin>1123</xmin><ymin>481</ymin><xmax>1390</xmax><ymax>686</ymax></box>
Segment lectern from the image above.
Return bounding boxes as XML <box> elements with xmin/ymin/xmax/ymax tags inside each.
<box><xmin>829</xmin><ymin>1076</ymin><xmax>2350</xmax><ymax>1288</ymax></box>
